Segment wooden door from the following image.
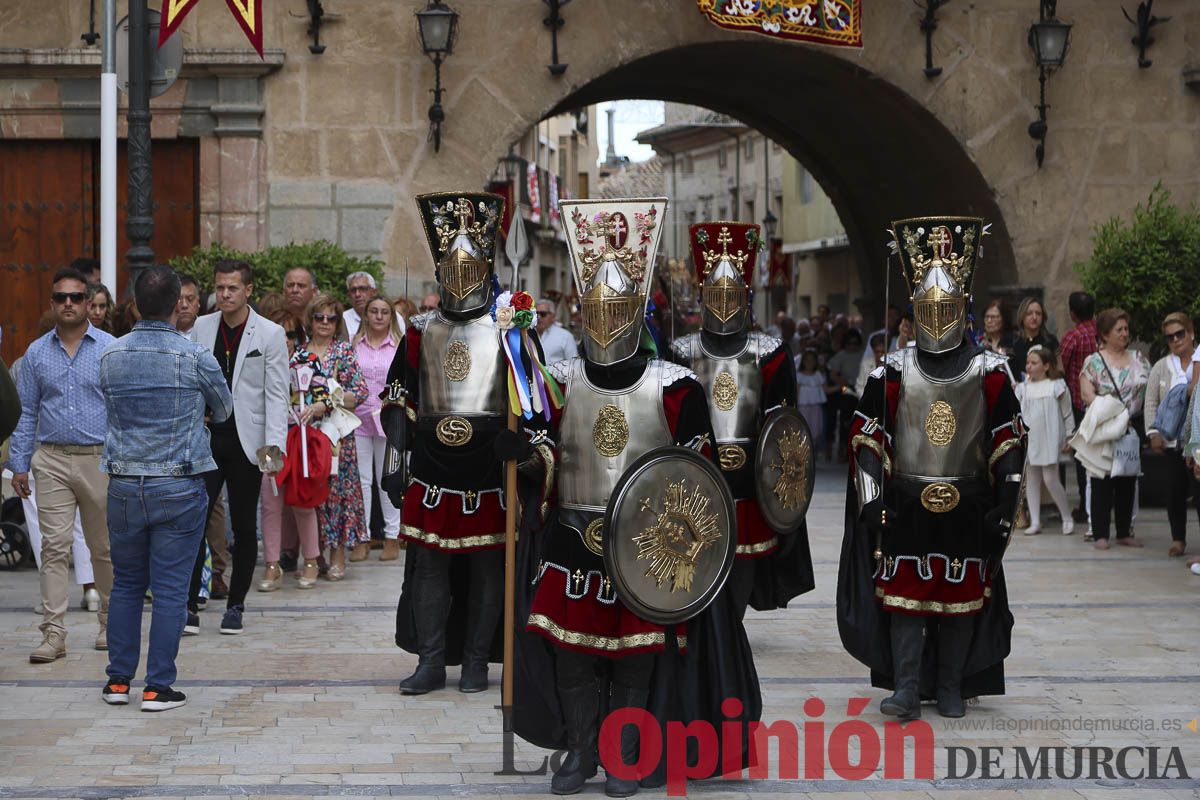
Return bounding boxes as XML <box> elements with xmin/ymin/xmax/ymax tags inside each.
<box><xmin>0</xmin><ymin>142</ymin><xmax>95</xmax><ymax>363</ymax></box>
<box><xmin>0</xmin><ymin>138</ymin><xmax>198</xmax><ymax>364</ymax></box>
<box><xmin>109</xmin><ymin>138</ymin><xmax>199</xmax><ymax>282</ymax></box>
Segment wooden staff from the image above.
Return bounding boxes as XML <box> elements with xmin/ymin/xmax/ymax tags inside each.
<box><xmin>502</xmin><ymin>404</ymin><xmax>518</xmax><ymax>724</ymax></box>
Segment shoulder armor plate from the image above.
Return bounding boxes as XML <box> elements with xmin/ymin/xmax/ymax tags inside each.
<box><xmin>410</xmin><ymin>311</ymin><xmax>436</xmax><ymax>333</ymax></box>
<box><xmin>547</xmin><ymin>357</ymin><xmax>576</xmax><ymax>385</ymax></box>
<box><xmin>658</xmin><ymin>359</ymin><xmax>697</xmax><ymax>388</ymax></box>
<box><xmin>982</xmin><ymin>349</ymin><xmax>1010</xmax><ymax>373</ymax></box>
<box><xmin>748</xmin><ymin>332</ymin><xmax>783</xmax><ymax>361</ymax></box>
<box><xmin>670</xmin><ymin>333</ymin><xmax>699</xmax><ymax>361</ymax></box>
<box><xmin>885</xmin><ymin>349</ymin><xmax>909</xmax><ymax>370</ymax></box>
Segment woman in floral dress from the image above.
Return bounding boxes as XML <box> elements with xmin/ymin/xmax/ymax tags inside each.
<box><xmin>305</xmin><ymin>294</ymin><xmax>370</xmax><ymax>579</ymax></box>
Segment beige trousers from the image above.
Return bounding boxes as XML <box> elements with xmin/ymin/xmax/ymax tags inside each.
<box><xmin>204</xmin><ymin>490</ymin><xmax>229</xmax><ymax>576</ymax></box>
<box><xmin>30</xmin><ymin>445</ymin><xmax>111</xmax><ymax>636</ymax></box>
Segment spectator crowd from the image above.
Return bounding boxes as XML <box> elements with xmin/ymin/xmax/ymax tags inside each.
<box><xmin>2</xmin><ymin>258</ymin><xmax>1199</xmax><ymax>712</ymax></box>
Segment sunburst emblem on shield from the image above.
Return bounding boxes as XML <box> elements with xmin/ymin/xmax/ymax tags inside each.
<box><xmin>632</xmin><ymin>478</ymin><xmax>723</xmax><ymax>593</ymax></box>
<box><xmin>771</xmin><ymin>428</ymin><xmax>811</xmax><ymax>510</ymax></box>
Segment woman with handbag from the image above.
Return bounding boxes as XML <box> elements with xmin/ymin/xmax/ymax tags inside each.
<box><xmin>1145</xmin><ymin>312</ymin><xmax>1198</xmax><ymax>557</ymax></box>
<box><xmin>258</xmin><ymin>310</ymin><xmax>330</xmax><ymax>591</ymax></box>
<box><xmin>1079</xmin><ymin>308</ymin><xmax>1151</xmax><ymax>550</ymax></box>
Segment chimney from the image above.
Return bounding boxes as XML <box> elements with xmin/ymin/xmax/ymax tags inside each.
<box><xmin>605</xmin><ymin>107</ymin><xmax>617</xmax><ymax>162</ymax></box>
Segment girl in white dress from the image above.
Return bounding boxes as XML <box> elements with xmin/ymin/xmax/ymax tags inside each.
<box><xmin>1016</xmin><ymin>345</ymin><xmax>1076</xmax><ymax>535</ymax></box>
<box><xmin>795</xmin><ymin>349</ymin><xmax>828</xmax><ymax>452</ymax></box>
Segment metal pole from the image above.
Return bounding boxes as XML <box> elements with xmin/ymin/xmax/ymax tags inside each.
<box><xmin>125</xmin><ymin>0</ymin><xmax>155</xmax><ymax>295</ymax></box>
<box><xmin>99</xmin><ymin>0</ymin><xmax>117</xmax><ymax>293</ymax></box>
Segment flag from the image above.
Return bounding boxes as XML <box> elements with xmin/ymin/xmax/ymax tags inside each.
<box><xmin>159</xmin><ymin>0</ymin><xmax>264</xmax><ymax>58</ymax></box>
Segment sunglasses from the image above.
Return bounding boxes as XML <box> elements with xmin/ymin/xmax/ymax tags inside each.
<box><xmin>312</xmin><ymin>313</ymin><xmax>339</xmax><ymax>323</ymax></box>
<box><xmin>51</xmin><ymin>291</ymin><xmax>87</xmax><ymax>304</ymax></box>
<box><xmin>1165</xmin><ymin>329</ymin><xmax>1189</xmax><ymax>342</ymax></box>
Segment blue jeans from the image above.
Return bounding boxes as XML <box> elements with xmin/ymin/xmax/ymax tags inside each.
<box><xmin>106</xmin><ymin>476</ymin><xmax>207</xmax><ymax>688</ymax></box>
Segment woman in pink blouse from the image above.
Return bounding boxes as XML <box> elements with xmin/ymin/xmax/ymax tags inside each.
<box><xmin>352</xmin><ymin>295</ymin><xmax>405</xmax><ymax>561</ymax></box>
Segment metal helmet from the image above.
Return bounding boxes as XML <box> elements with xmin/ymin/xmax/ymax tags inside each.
<box><xmin>416</xmin><ymin>191</ymin><xmax>504</xmax><ymax>316</ymax></box>
<box><xmin>689</xmin><ymin>221</ymin><xmax>761</xmax><ymax>336</ymax></box>
<box><xmin>890</xmin><ymin>216</ymin><xmax>985</xmax><ymax>355</ymax></box>
<box><xmin>560</xmin><ymin>198</ymin><xmax>667</xmax><ymax>365</ymax></box>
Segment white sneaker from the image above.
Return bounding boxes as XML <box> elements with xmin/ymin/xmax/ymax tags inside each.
<box><xmin>84</xmin><ymin>588</ymin><xmax>101</xmax><ymax>612</ymax></box>
<box><xmin>1062</xmin><ymin>519</ymin><xmax>1075</xmax><ymax>535</ymax></box>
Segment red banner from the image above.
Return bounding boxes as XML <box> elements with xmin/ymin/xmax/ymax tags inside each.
<box><xmin>767</xmin><ymin>238</ymin><xmax>791</xmax><ymax>288</ymax></box>
<box><xmin>486</xmin><ymin>180</ymin><xmax>515</xmax><ymax>247</ymax></box>
<box><xmin>527</xmin><ymin>163</ymin><xmax>542</xmax><ymax>225</ymax></box>
<box><xmin>159</xmin><ymin>0</ymin><xmax>264</xmax><ymax>57</ymax></box>
<box><xmin>696</xmin><ymin>0</ymin><xmax>862</xmax><ymax>49</ymax></box>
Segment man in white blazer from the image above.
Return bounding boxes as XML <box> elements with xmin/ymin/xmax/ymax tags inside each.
<box><xmin>187</xmin><ymin>259</ymin><xmax>289</xmax><ymax>636</ymax></box>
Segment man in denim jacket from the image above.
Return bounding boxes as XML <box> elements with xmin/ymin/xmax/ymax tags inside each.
<box><xmin>98</xmin><ymin>266</ymin><xmax>233</xmax><ymax>712</ymax></box>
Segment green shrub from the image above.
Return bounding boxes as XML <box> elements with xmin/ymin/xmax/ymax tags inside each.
<box><xmin>1076</xmin><ymin>185</ymin><xmax>1200</xmax><ymax>354</ymax></box>
<box><xmin>169</xmin><ymin>240</ymin><xmax>385</xmax><ymax>306</ymax></box>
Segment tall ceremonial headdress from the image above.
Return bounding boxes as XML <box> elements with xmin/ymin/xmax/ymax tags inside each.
<box><xmin>689</xmin><ymin>221</ymin><xmax>761</xmax><ymax>336</ymax></box>
<box><xmin>559</xmin><ymin>197</ymin><xmax>667</xmax><ymax>365</ymax></box>
<box><xmin>416</xmin><ymin>191</ymin><xmax>505</xmax><ymax>316</ymax></box>
<box><xmin>890</xmin><ymin>216</ymin><xmax>986</xmax><ymax>355</ymax></box>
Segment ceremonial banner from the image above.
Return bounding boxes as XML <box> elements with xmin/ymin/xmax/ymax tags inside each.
<box><xmin>159</xmin><ymin>0</ymin><xmax>264</xmax><ymax>57</ymax></box>
<box><xmin>696</xmin><ymin>0</ymin><xmax>862</xmax><ymax>49</ymax></box>
<box><xmin>548</xmin><ymin>174</ymin><xmax>561</xmax><ymax>229</ymax></box>
<box><xmin>526</xmin><ymin>162</ymin><xmax>542</xmax><ymax>225</ymax></box>
<box><xmin>767</xmin><ymin>238</ymin><xmax>791</xmax><ymax>288</ymax></box>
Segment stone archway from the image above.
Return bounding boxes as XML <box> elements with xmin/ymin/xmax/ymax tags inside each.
<box><xmin>545</xmin><ymin>40</ymin><xmax>1018</xmax><ymax>308</ymax></box>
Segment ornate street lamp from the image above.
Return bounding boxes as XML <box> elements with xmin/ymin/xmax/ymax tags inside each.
<box><xmin>416</xmin><ymin>1</ymin><xmax>459</xmax><ymax>152</ymax></box>
<box><xmin>1027</xmin><ymin>0</ymin><xmax>1072</xmax><ymax>168</ymax></box>
<box><xmin>762</xmin><ymin>209</ymin><xmax>778</xmax><ymax>242</ymax></box>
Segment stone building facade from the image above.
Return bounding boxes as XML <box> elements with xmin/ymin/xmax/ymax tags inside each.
<box><xmin>2</xmin><ymin>0</ymin><xmax>1198</xmax><ymax>359</ymax></box>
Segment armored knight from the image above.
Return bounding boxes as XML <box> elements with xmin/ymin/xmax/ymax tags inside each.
<box><xmin>382</xmin><ymin>191</ymin><xmax>538</xmax><ymax>696</ymax></box>
<box><xmin>509</xmin><ymin>198</ymin><xmax>760</xmax><ymax>797</ymax></box>
<box><xmin>670</xmin><ymin>221</ymin><xmax>815</xmax><ymax>617</ymax></box>
<box><xmin>837</xmin><ymin>217</ymin><xmax>1026</xmax><ymax>720</ymax></box>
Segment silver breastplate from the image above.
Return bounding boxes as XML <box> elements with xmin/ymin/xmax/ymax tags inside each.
<box><xmin>893</xmin><ymin>349</ymin><xmax>989</xmax><ymax>479</ymax></box>
<box><xmin>557</xmin><ymin>358</ymin><xmax>674</xmax><ymax>512</ymax></box>
<box><xmin>680</xmin><ymin>335</ymin><xmax>762</xmax><ymax>445</ymax></box>
<box><xmin>418</xmin><ymin>314</ymin><xmax>507</xmax><ymax>418</ymax></box>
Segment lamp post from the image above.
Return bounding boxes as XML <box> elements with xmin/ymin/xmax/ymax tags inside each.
<box><xmin>1027</xmin><ymin>0</ymin><xmax>1072</xmax><ymax>168</ymax></box>
<box><xmin>416</xmin><ymin>1</ymin><xmax>459</xmax><ymax>153</ymax></box>
<box><xmin>125</xmin><ymin>0</ymin><xmax>154</xmax><ymax>294</ymax></box>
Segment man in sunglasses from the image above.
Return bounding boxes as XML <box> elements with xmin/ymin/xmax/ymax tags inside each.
<box><xmin>534</xmin><ymin>299</ymin><xmax>577</xmax><ymax>365</ymax></box>
<box><xmin>8</xmin><ymin>266</ymin><xmax>116</xmax><ymax>663</ymax></box>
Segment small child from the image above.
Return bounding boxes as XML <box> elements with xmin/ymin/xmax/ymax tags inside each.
<box><xmin>795</xmin><ymin>348</ymin><xmax>829</xmax><ymax>452</ymax></box>
<box><xmin>1016</xmin><ymin>345</ymin><xmax>1076</xmax><ymax>535</ymax></box>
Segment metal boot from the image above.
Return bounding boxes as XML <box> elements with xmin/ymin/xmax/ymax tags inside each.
<box><xmin>879</xmin><ymin>613</ymin><xmax>923</xmax><ymax>720</ymax></box>
<box><xmin>551</xmin><ymin>682</ymin><xmax>600</xmax><ymax>794</ymax></box>
<box><xmin>935</xmin><ymin>615</ymin><xmax>973</xmax><ymax>718</ymax></box>
<box><xmin>604</xmin><ymin>685</ymin><xmax>649</xmax><ymax>798</ymax></box>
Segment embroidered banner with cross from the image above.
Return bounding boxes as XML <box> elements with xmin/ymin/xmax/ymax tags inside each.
<box><xmin>695</xmin><ymin>0</ymin><xmax>863</xmax><ymax>49</ymax></box>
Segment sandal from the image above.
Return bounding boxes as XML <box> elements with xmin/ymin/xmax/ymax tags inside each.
<box><xmin>257</xmin><ymin>564</ymin><xmax>283</xmax><ymax>592</ymax></box>
<box><xmin>1168</xmin><ymin>541</ymin><xmax>1186</xmax><ymax>557</ymax></box>
<box><xmin>298</xmin><ymin>560</ymin><xmax>320</xmax><ymax>589</ymax></box>
<box><xmin>325</xmin><ymin>563</ymin><xmax>346</xmax><ymax>581</ymax></box>
<box><xmin>1093</xmin><ymin>539</ymin><xmax>1110</xmax><ymax>551</ymax></box>
<box><xmin>1116</xmin><ymin>537</ymin><xmax>1144</xmax><ymax>548</ymax></box>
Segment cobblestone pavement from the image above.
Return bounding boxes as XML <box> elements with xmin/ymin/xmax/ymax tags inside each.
<box><xmin>2</xmin><ymin>464</ymin><xmax>1199</xmax><ymax>799</ymax></box>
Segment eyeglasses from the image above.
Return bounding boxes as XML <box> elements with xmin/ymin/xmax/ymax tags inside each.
<box><xmin>312</xmin><ymin>313</ymin><xmax>339</xmax><ymax>323</ymax></box>
<box><xmin>348</xmin><ymin>286</ymin><xmax>372</xmax><ymax>294</ymax></box>
<box><xmin>51</xmin><ymin>292</ymin><xmax>87</xmax><ymax>304</ymax></box>
<box><xmin>1165</xmin><ymin>329</ymin><xmax>1189</xmax><ymax>342</ymax></box>
<box><xmin>537</xmin><ymin>310</ymin><xmax>552</xmax><ymax>317</ymax></box>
